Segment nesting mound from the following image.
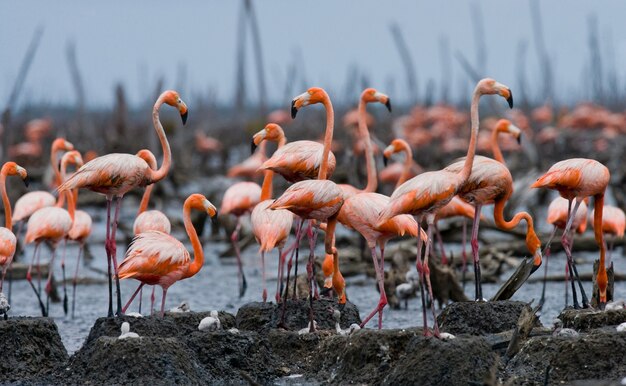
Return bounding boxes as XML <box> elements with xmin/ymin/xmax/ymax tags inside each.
<box><xmin>559</xmin><ymin>308</ymin><xmax>626</xmax><ymax>331</ymax></box>
<box><xmin>505</xmin><ymin>329</ymin><xmax>626</xmax><ymax>385</ymax></box>
<box><xmin>0</xmin><ymin>317</ymin><xmax>68</xmax><ymax>382</ymax></box>
<box><xmin>437</xmin><ymin>300</ymin><xmax>540</xmax><ymax>335</ymax></box>
<box><xmin>235</xmin><ymin>298</ymin><xmax>361</xmax><ymax>332</ymax></box>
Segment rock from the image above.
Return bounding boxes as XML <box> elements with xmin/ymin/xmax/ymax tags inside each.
<box><xmin>559</xmin><ymin>308</ymin><xmax>626</xmax><ymax>331</ymax></box>
<box><xmin>505</xmin><ymin>330</ymin><xmax>626</xmax><ymax>385</ymax></box>
<box><xmin>85</xmin><ymin>311</ymin><xmax>236</xmax><ymax>345</ymax></box>
<box><xmin>62</xmin><ymin>336</ymin><xmax>211</xmax><ymax>385</ymax></box>
<box><xmin>438</xmin><ymin>301</ymin><xmax>541</xmax><ymax>335</ymax></box>
<box><xmin>0</xmin><ymin>317</ymin><xmax>68</xmax><ymax>382</ymax></box>
<box><xmin>236</xmin><ymin>299</ymin><xmax>361</xmax><ymax>332</ymax></box>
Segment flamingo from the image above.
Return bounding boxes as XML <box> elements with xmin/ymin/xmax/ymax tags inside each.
<box><xmin>250</xmin><ymin>124</ymin><xmax>294</xmax><ymax>303</ymax></box>
<box><xmin>58</xmin><ymin>90</ymin><xmax>187</xmax><ymax>317</ymax></box>
<box><xmin>270</xmin><ymin>87</ymin><xmax>344</xmax><ymax>332</ymax></box>
<box><xmin>118</xmin><ymin>194</ymin><xmax>217</xmax><ymax>317</ymax></box>
<box><xmin>0</xmin><ymin>162</ymin><xmax>29</xmax><ymax>294</ymax></box>
<box><xmin>25</xmin><ymin>151</ymin><xmax>79</xmax><ymax>316</ymax></box>
<box><xmin>380</xmin><ymin>138</ymin><xmax>422</xmax><ymax>189</ymax></box>
<box><xmin>538</xmin><ymin>196</ymin><xmax>588</xmax><ymax>308</ymax></box>
<box><xmin>227</xmin><ymin>141</ymin><xmax>267</xmax><ymax>179</ymax></box>
<box><xmin>591</xmin><ymin>205</ymin><xmax>625</xmax><ymax>263</ymax></box>
<box><xmin>377</xmin><ymin>78</ymin><xmax>513</xmax><ymax>337</ymax></box>
<box><xmin>490</xmin><ymin>119</ymin><xmax>521</xmax><ymax>164</ymax></box>
<box><xmin>531</xmin><ymin>158</ymin><xmax>610</xmax><ymax>309</ymax></box>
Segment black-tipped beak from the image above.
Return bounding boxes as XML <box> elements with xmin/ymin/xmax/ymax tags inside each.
<box><xmin>181</xmin><ymin>111</ymin><xmax>188</xmax><ymax>125</ymax></box>
<box><xmin>23</xmin><ymin>176</ymin><xmax>30</xmax><ymax>187</ymax></box>
<box><xmin>385</xmin><ymin>100</ymin><xmax>392</xmax><ymax>112</ymax></box>
<box><xmin>251</xmin><ymin>141</ymin><xmax>257</xmax><ymax>155</ymax></box>
<box><xmin>517</xmin><ymin>134</ymin><xmax>522</xmax><ymax>145</ymax></box>
<box><xmin>530</xmin><ymin>262</ymin><xmax>540</xmax><ymax>274</ymax></box>
<box><xmin>211</xmin><ymin>212</ymin><xmax>218</xmax><ymax>226</ymax></box>
<box><xmin>383</xmin><ymin>156</ymin><xmax>388</xmax><ymax>167</ymax></box>
<box><xmin>291</xmin><ymin>100</ymin><xmax>298</xmax><ymax>119</ymax></box>
<box><xmin>506</xmin><ymin>91</ymin><xmax>514</xmax><ymax>109</ymax></box>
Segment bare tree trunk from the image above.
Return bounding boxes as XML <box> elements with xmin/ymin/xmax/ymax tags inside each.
<box><xmin>529</xmin><ymin>0</ymin><xmax>554</xmax><ymax>103</ymax></box>
<box><xmin>469</xmin><ymin>1</ymin><xmax>487</xmax><ymax>77</ymax></box>
<box><xmin>233</xmin><ymin>0</ymin><xmax>248</xmax><ymax>115</ymax></box>
<box><xmin>389</xmin><ymin>23</ymin><xmax>418</xmax><ymax>105</ymax></box>
<box><xmin>515</xmin><ymin>40</ymin><xmax>530</xmax><ymax>111</ymax></box>
<box><xmin>245</xmin><ymin>0</ymin><xmax>267</xmax><ymax>118</ymax></box>
<box><xmin>66</xmin><ymin>40</ymin><xmax>87</xmax><ymax>143</ymax></box>
<box><xmin>1</xmin><ymin>26</ymin><xmax>44</xmax><ymax>160</ymax></box>
<box><xmin>587</xmin><ymin>15</ymin><xmax>604</xmax><ymax>103</ymax></box>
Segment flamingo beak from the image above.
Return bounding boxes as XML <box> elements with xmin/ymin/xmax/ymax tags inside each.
<box><xmin>383</xmin><ymin>156</ymin><xmax>388</xmax><ymax>167</ymax></box>
<box><xmin>22</xmin><ymin>175</ymin><xmax>30</xmax><ymax>187</ymax></box>
<box><xmin>517</xmin><ymin>133</ymin><xmax>522</xmax><ymax>145</ymax></box>
<box><xmin>506</xmin><ymin>90</ymin><xmax>514</xmax><ymax>109</ymax></box>
<box><xmin>291</xmin><ymin>100</ymin><xmax>298</xmax><ymax>119</ymax></box>
<box><xmin>181</xmin><ymin>111</ymin><xmax>188</xmax><ymax>125</ymax></box>
<box><xmin>251</xmin><ymin>141</ymin><xmax>257</xmax><ymax>154</ymax></box>
<box><xmin>385</xmin><ymin>100</ymin><xmax>392</xmax><ymax>112</ymax></box>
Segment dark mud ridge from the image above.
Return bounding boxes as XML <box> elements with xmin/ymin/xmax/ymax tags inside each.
<box><xmin>2</xmin><ymin>300</ymin><xmax>626</xmax><ymax>385</ymax></box>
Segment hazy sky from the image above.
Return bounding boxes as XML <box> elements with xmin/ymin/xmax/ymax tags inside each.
<box><xmin>2</xmin><ymin>1</ymin><xmax>626</xmax><ymax>108</ymax></box>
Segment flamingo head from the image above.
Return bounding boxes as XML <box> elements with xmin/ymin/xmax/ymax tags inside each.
<box><xmin>1</xmin><ymin>162</ymin><xmax>29</xmax><ymax>187</ymax></box>
<box><xmin>291</xmin><ymin>87</ymin><xmax>328</xmax><ymax>118</ymax></box>
<box><xmin>52</xmin><ymin>138</ymin><xmax>74</xmax><ymax>153</ymax></box>
<box><xmin>526</xmin><ymin>228</ymin><xmax>542</xmax><ymax>273</ymax></box>
<box><xmin>161</xmin><ymin>90</ymin><xmax>188</xmax><ymax>125</ymax></box>
<box><xmin>361</xmin><ymin>88</ymin><xmax>392</xmax><ymax>112</ymax></box>
<box><xmin>495</xmin><ymin>119</ymin><xmax>522</xmax><ymax>144</ymax></box>
<box><xmin>251</xmin><ymin>123</ymin><xmax>285</xmax><ymax>153</ymax></box>
<box><xmin>200</xmin><ymin>194</ymin><xmax>219</xmax><ymax>223</ymax></box>
<box><xmin>477</xmin><ymin>78</ymin><xmax>513</xmax><ymax>109</ymax></box>
<box><xmin>383</xmin><ymin>139</ymin><xmax>406</xmax><ymax>166</ymax></box>
<box><xmin>63</xmin><ymin>150</ymin><xmax>84</xmax><ymax>168</ymax></box>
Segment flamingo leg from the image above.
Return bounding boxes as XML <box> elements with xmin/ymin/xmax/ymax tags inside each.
<box><xmin>122</xmin><ymin>282</ymin><xmax>145</xmax><ymax>313</ymax></box>
<box><xmin>261</xmin><ymin>251</ymin><xmax>267</xmax><ymax>302</ymax></box>
<box><xmin>414</xmin><ymin>215</ymin><xmax>429</xmax><ymax>334</ymax></box>
<box><xmin>7</xmin><ymin>221</ymin><xmax>23</xmax><ymax>303</ymax></box>
<box><xmin>26</xmin><ymin>243</ymin><xmax>46</xmax><ymax>316</ymax></box>
<box><xmin>423</xmin><ymin>216</ymin><xmax>440</xmax><ymax>338</ymax></box>
<box><xmin>60</xmin><ymin>239</ymin><xmax>68</xmax><ymax>315</ymax></box>
<box><xmin>110</xmin><ymin>196</ymin><xmax>124</xmax><ymax>316</ymax></box>
<box><xmin>461</xmin><ymin>217</ymin><xmax>468</xmax><ymax>290</ymax></box>
<box><xmin>45</xmin><ymin>247</ymin><xmax>58</xmax><ymax>317</ymax></box>
<box><xmin>230</xmin><ymin>218</ymin><xmax>247</xmax><ymax>298</ymax></box>
<box><xmin>561</xmin><ymin>198</ymin><xmax>587</xmax><ymax>308</ymax></box>
<box><xmin>538</xmin><ymin>226</ymin><xmax>558</xmax><ymax>310</ymax></box>
<box><xmin>138</xmin><ymin>287</ymin><xmax>143</xmax><ymax>314</ymax></box>
<box><xmin>470</xmin><ymin>204</ymin><xmax>483</xmax><ymax>301</ymax></box>
<box><xmin>434</xmin><ymin>223</ymin><xmax>448</xmax><ymax>266</ymax></box>
<box><xmin>359</xmin><ymin>246</ymin><xmax>388</xmax><ymax>329</ymax></box>
<box><xmin>104</xmin><ymin>196</ymin><xmax>114</xmax><ymax>317</ymax></box>
<box><xmin>564</xmin><ymin>262</ymin><xmax>570</xmax><ymax>307</ymax></box>
<box><xmin>305</xmin><ymin>221</ymin><xmax>319</xmax><ymax>300</ymax></box>
<box><xmin>71</xmin><ymin>243</ymin><xmax>84</xmax><ymax>318</ymax></box>
<box><xmin>160</xmin><ymin>287</ymin><xmax>168</xmax><ymax>317</ymax></box>
<box><xmin>280</xmin><ymin>219</ymin><xmax>304</xmax><ymax>328</ymax></box>
<box><xmin>276</xmin><ymin>246</ymin><xmax>285</xmax><ymax>303</ymax></box>
<box><xmin>607</xmin><ymin>238</ymin><xmax>613</xmax><ymax>266</ymax></box>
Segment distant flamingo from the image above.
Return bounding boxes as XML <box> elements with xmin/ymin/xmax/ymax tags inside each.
<box><xmin>538</xmin><ymin>196</ymin><xmax>588</xmax><ymax>308</ymax></box>
<box><xmin>377</xmin><ymin>78</ymin><xmax>513</xmax><ymax>336</ymax></box>
<box><xmin>227</xmin><ymin>141</ymin><xmax>267</xmax><ymax>180</ymax></box>
<box><xmin>433</xmin><ymin>196</ymin><xmax>476</xmax><ymax>270</ymax></box>
<box><xmin>531</xmin><ymin>158</ymin><xmax>610</xmax><ymax>309</ymax></box>
<box><xmin>119</xmin><ymin>194</ymin><xmax>217</xmax><ymax>317</ymax></box>
<box><xmin>381</xmin><ymin>138</ymin><xmax>422</xmax><ymax>189</ymax></box>
<box><xmin>58</xmin><ymin>90</ymin><xmax>187</xmax><ymax>317</ymax></box>
<box><xmin>270</xmin><ymin>87</ymin><xmax>344</xmax><ymax>331</ymax></box>
<box><xmin>0</xmin><ymin>162</ymin><xmax>29</xmax><ymax>294</ymax></box>
<box><xmin>25</xmin><ymin>152</ymin><xmax>79</xmax><ymax>316</ymax></box>
<box><xmin>491</xmin><ymin>119</ymin><xmax>521</xmax><ymax>164</ymax></box>
<box><xmin>250</xmin><ymin>124</ymin><xmax>294</xmax><ymax>302</ymax></box>
<box><xmin>591</xmin><ymin>205</ymin><xmax>625</xmax><ymax>263</ymax></box>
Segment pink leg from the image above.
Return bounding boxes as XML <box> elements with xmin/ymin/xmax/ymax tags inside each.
<box><xmin>423</xmin><ymin>217</ymin><xmax>440</xmax><ymax>338</ymax></box>
<box><xmin>306</xmin><ymin>221</ymin><xmax>319</xmax><ymax>299</ymax></box>
<box><xmin>276</xmin><ymin>247</ymin><xmax>285</xmax><ymax>303</ymax></box>
<box><xmin>44</xmin><ymin>247</ymin><xmax>58</xmax><ymax>317</ymax></box>
<box><xmin>160</xmin><ymin>287</ymin><xmax>168</xmax><ymax>317</ymax></box>
<box><xmin>561</xmin><ymin>199</ymin><xmax>587</xmax><ymax>308</ymax></box>
<box><xmin>461</xmin><ymin>217</ymin><xmax>468</xmax><ymax>289</ymax></box>
<box><xmin>434</xmin><ymin>223</ymin><xmax>448</xmax><ymax>266</ymax></box>
<box><xmin>538</xmin><ymin>227</ymin><xmax>557</xmax><ymax>309</ymax></box>
<box><xmin>60</xmin><ymin>239</ymin><xmax>68</xmax><ymax>315</ymax></box>
<box><xmin>71</xmin><ymin>243</ymin><xmax>84</xmax><ymax>318</ymax></box>
<box><xmin>110</xmin><ymin>196</ymin><xmax>124</xmax><ymax>315</ymax></box>
<box><xmin>104</xmin><ymin>196</ymin><xmax>114</xmax><ymax>317</ymax></box>
<box><xmin>230</xmin><ymin>218</ymin><xmax>247</xmax><ymax>298</ymax></box>
<box><xmin>359</xmin><ymin>246</ymin><xmax>388</xmax><ymax>329</ymax></box>
<box><xmin>279</xmin><ymin>219</ymin><xmax>304</xmax><ymax>328</ymax></box>
<box><xmin>470</xmin><ymin>204</ymin><xmax>483</xmax><ymax>301</ymax></box>
<box><xmin>122</xmin><ymin>282</ymin><xmax>145</xmax><ymax>313</ymax></box>
<box><xmin>414</xmin><ymin>215</ymin><xmax>429</xmax><ymax>334</ymax></box>
<box><xmin>261</xmin><ymin>251</ymin><xmax>267</xmax><ymax>302</ymax></box>
<box><xmin>151</xmin><ymin>287</ymin><xmax>156</xmax><ymax>316</ymax></box>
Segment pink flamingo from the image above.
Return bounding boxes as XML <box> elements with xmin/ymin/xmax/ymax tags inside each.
<box><xmin>591</xmin><ymin>205</ymin><xmax>625</xmax><ymax>263</ymax></box>
<box><xmin>377</xmin><ymin>78</ymin><xmax>513</xmax><ymax>336</ymax></box>
<box><xmin>58</xmin><ymin>90</ymin><xmax>187</xmax><ymax>317</ymax></box>
<box><xmin>250</xmin><ymin>124</ymin><xmax>294</xmax><ymax>302</ymax></box>
<box><xmin>25</xmin><ymin>152</ymin><xmax>79</xmax><ymax>316</ymax></box>
<box><xmin>119</xmin><ymin>194</ymin><xmax>217</xmax><ymax>317</ymax></box>
<box><xmin>531</xmin><ymin>158</ymin><xmax>610</xmax><ymax>309</ymax></box>
<box><xmin>380</xmin><ymin>138</ymin><xmax>422</xmax><ymax>189</ymax></box>
<box><xmin>227</xmin><ymin>141</ymin><xmax>267</xmax><ymax>180</ymax></box>
<box><xmin>0</xmin><ymin>162</ymin><xmax>29</xmax><ymax>295</ymax></box>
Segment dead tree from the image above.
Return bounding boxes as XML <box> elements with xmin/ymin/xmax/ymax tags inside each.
<box><xmin>529</xmin><ymin>0</ymin><xmax>554</xmax><ymax>103</ymax></box>
<box><xmin>244</xmin><ymin>0</ymin><xmax>268</xmax><ymax>118</ymax></box>
<box><xmin>389</xmin><ymin>23</ymin><xmax>418</xmax><ymax>105</ymax></box>
<box><xmin>66</xmin><ymin>40</ymin><xmax>88</xmax><ymax>143</ymax></box>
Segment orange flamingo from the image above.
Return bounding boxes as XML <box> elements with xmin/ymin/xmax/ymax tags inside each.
<box><xmin>250</xmin><ymin>124</ymin><xmax>294</xmax><ymax>302</ymax></box>
<box><xmin>380</xmin><ymin>138</ymin><xmax>422</xmax><ymax>189</ymax></box>
<box><xmin>227</xmin><ymin>141</ymin><xmax>267</xmax><ymax>180</ymax></box>
<box><xmin>119</xmin><ymin>194</ymin><xmax>217</xmax><ymax>317</ymax></box>
<box><xmin>538</xmin><ymin>196</ymin><xmax>588</xmax><ymax>308</ymax></box>
<box><xmin>377</xmin><ymin>78</ymin><xmax>513</xmax><ymax>336</ymax></box>
<box><xmin>0</xmin><ymin>162</ymin><xmax>29</xmax><ymax>295</ymax></box>
<box><xmin>491</xmin><ymin>119</ymin><xmax>521</xmax><ymax>164</ymax></box>
<box><xmin>25</xmin><ymin>152</ymin><xmax>78</xmax><ymax>316</ymax></box>
<box><xmin>58</xmin><ymin>90</ymin><xmax>187</xmax><ymax>317</ymax></box>
<box><xmin>531</xmin><ymin>158</ymin><xmax>610</xmax><ymax>309</ymax></box>
<box><xmin>270</xmin><ymin>87</ymin><xmax>344</xmax><ymax>331</ymax></box>
<box><xmin>591</xmin><ymin>205</ymin><xmax>625</xmax><ymax>263</ymax></box>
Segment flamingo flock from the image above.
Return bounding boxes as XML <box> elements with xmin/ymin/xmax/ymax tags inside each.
<box><xmin>0</xmin><ymin>78</ymin><xmax>621</xmax><ymax>341</ymax></box>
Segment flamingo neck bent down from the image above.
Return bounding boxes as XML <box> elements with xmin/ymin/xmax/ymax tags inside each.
<box><xmin>493</xmin><ymin>198</ymin><xmax>541</xmax><ymax>266</ymax></box>
<box><xmin>183</xmin><ymin>200</ymin><xmax>204</xmax><ymax>279</ymax></box>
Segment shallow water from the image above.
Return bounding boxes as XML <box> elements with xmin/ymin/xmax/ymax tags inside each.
<box><xmin>6</xmin><ymin>204</ymin><xmax>624</xmax><ymax>354</ymax></box>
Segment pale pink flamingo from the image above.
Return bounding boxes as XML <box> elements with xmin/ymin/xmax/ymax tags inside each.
<box><xmin>119</xmin><ymin>194</ymin><xmax>217</xmax><ymax>317</ymax></box>
<box><xmin>377</xmin><ymin>78</ymin><xmax>513</xmax><ymax>336</ymax></box>
<box><xmin>531</xmin><ymin>158</ymin><xmax>610</xmax><ymax>309</ymax></box>
<box><xmin>270</xmin><ymin>87</ymin><xmax>344</xmax><ymax>331</ymax></box>
<box><xmin>58</xmin><ymin>90</ymin><xmax>187</xmax><ymax>317</ymax></box>
<box><xmin>227</xmin><ymin>141</ymin><xmax>267</xmax><ymax>180</ymax></box>
<box><xmin>250</xmin><ymin>124</ymin><xmax>294</xmax><ymax>302</ymax></box>
<box><xmin>380</xmin><ymin>138</ymin><xmax>422</xmax><ymax>189</ymax></box>
<box><xmin>0</xmin><ymin>162</ymin><xmax>29</xmax><ymax>295</ymax></box>
<box><xmin>591</xmin><ymin>205</ymin><xmax>625</xmax><ymax>263</ymax></box>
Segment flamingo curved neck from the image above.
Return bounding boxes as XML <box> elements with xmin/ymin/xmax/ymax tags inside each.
<box><xmin>66</xmin><ymin>189</ymin><xmax>76</xmax><ymax>222</ymax></box>
<box><xmin>491</xmin><ymin>127</ymin><xmax>506</xmax><ymax>164</ymax></box>
<box><xmin>358</xmin><ymin>99</ymin><xmax>377</xmax><ymax>193</ymax></box>
<box><xmin>460</xmin><ymin>90</ymin><xmax>482</xmax><ymax>182</ymax></box>
<box><xmin>57</xmin><ymin>157</ymin><xmax>72</xmax><ymax>208</ymax></box>
<box><xmin>183</xmin><ymin>203</ymin><xmax>204</xmax><ymax>279</ymax></box>
<box><xmin>137</xmin><ymin>185</ymin><xmax>154</xmax><ymax>215</ymax></box>
<box><xmin>0</xmin><ymin>172</ymin><xmax>11</xmax><ymax>230</ymax></box>
<box><xmin>397</xmin><ymin>142</ymin><xmax>413</xmax><ymax>188</ymax></box>
<box><xmin>318</xmin><ymin>95</ymin><xmax>335</xmax><ymax>180</ymax></box>
<box><xmin>51</xmin><ymin>144</ymin><xmax>63</xmax><ymax>188</ymax></box>
<box><xmin>148</xmin><ymin>97</ymin><xmax>172</xmax><ymax>184</ymax></box>
<box><xmin>493</xmin><ymin>198</ymin><xmax>537</xmax><ymax>254</ymax></box>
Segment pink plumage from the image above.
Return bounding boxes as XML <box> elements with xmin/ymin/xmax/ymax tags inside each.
<box><xmin>12</xmin><ymin>191</ymin><xmax>56</xmax><ymax>222</ymax></box>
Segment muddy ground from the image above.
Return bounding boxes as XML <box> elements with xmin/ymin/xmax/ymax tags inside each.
<box><xmin>2</xmin><ymin>300</ymin><xmax>626</xmax><ymax>385</ymax></box>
